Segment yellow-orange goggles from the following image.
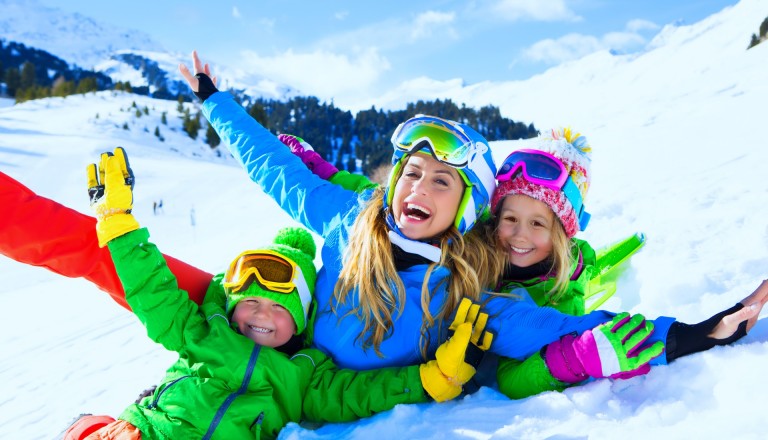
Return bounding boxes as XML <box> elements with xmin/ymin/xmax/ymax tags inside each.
<box><xmin>223</xmin><ymin>250</ymin><xmax>307</xmax><ymax>297</ymax></box>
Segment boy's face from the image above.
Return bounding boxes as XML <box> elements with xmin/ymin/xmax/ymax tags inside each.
<box><xmin>496</xmin><ymin>194</ymin><xmax>555</xmax><ymax>268</ymax></box>
<box><xmin>232</xmin><ymin>296</ymin><xmax>297</xmax><ymax>347</ymax></box>
<box><xmin>391</xmin><ymin>154</ymin><xmax>464</xmax><ymax>240</ymax></box>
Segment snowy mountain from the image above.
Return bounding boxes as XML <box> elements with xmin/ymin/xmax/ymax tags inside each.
<box><xmin>0</xmin><ymin>0</ymin><xmax>163</xmax><ymax>70</ymax></box>
<box><xmin>0</xmin><ymin>0</ymin><xmax>297</xmax><ymax>100</ymax></box>
<box><xmin>1</xmin><ymin>0</ymin><xmax>768</xmax><ymax>439</ymax></box>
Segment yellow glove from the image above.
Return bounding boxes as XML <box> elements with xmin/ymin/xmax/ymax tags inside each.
<box><xmin>420</xmin><ymin>298</ymin><xmax>494</xmax><ymax>402</ymax></box>
<box><xmin>86</xmin><ymin>147</ymin><xmax>139</xmax><ymax>247</ymax></box>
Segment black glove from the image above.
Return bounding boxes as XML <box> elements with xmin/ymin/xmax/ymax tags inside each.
<box><xmin>666</xmin><ymin>303</ymin><xmax>747</xmax><ymax>362</ymax></box>
<box><xmin>194</xmin><ymin>73</ymin><xmax>219</xmax><ymax>102</ymax></box>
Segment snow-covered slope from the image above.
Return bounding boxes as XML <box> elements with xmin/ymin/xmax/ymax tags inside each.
<box><xmin>1</xmin><ymin>0</ymin><xmax>768</xmax><ymax>438</ymax></box>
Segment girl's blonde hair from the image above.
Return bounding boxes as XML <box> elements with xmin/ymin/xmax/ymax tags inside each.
<box><xmin>546</xmin><ymin>218</ymin><xmax>575</xmax><ymax>304</ymax></box>
<box><xmin>334</xmin><ymin>169</ymin><xmax>504</xmax><ymax>359</ymax></box>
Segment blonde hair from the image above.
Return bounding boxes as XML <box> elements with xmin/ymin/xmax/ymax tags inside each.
<box><xmin>546</xmin><ymin>218</ymin><xmax>575</xmax><ymax>304</ymax></box>
<box><xmin>334</xmin><ymin>174</ymin><xmax>504</xmax><ymax>359</ymax></box>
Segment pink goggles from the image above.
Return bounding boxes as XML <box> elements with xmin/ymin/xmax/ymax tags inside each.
<box><xmin>495</xmin><ymin>149</ymin><xmax>568</xmax><ymax>191</ymax></box>
<box><xmin>496</xmin><ymin>149</ymin><xmax>590</xmax><ymax>231</ymax></box>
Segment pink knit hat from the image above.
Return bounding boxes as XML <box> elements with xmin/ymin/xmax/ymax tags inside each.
<box><xmin>491</xmin><ymin>127</ymin><xmax>591</xmax><ymax>238</ymax></box>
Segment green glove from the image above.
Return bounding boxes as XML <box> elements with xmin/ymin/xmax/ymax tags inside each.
<box><xmin>86</xmin><ymin>147</ymin><xmax>139</xmax><ymax>247</ymax></box>
<box><xmin>420</xmin><ymin>298</ymin><xmax>494</xmax><ymax>402</ymax></box>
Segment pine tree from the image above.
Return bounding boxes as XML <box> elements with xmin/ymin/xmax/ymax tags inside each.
<box><xmin>248</xmin><ymin>102</ymin><xmax>268</xmax><ymax>127</ymax></box>
<box><xmin>183</xmin><ymin>111</ymin><xmax>201</xmax><ymax>140</ymax></box>
<box><xmin>760</xmin><ymin>17</ymin><xmax>768</xmax><ymax>38</ymax></box>
<box><xmin>748</xmin><ymin>33</ymin><xmax>760</xmax><ymax>49</ymax></box>
<box><xmin>52</xmin><ymin>77</ymin><xmax>76</xmax><ymax>97</ymax></box>
<box><xmin>161</xmin><ymin>112</ymin><xmax>168</xmax><ymax>125</ymax></box>
<box><xmin>76</xmin><ymin>77</ymin><xmax>98</xmax><ymax>94</ymax></box>
<box><xmin>20</xmin><ymin>62</ymin><xmax>36</xmax><ymax>90</ymax></box>
<box><xmin>205</xmin><ymin>123</ymin><xmax>220</xmax><ymax>148</ymax></box>
<box><xmin>177</xmin><ymin>95</ymin><xmax>185</xmax><ymax>113</ymax></box>
<box><xmin>4</xmin><ymin>68</ymin><xmax>20</xmax><ymax>97</ymax></box>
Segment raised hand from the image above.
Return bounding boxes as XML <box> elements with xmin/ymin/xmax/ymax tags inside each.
<box><xmin>178</xmin><ymin>50</ymin><xmax>219</xmax><ymax>101</ymax></box>
<box><xmin>420</xmin><ymin>298</ymin><xmax>494</xmax><ymax>402</ymax></box>
<box><xmin>86</xmin><ymin>147</ymin><xmax>139</xmax><ymax>247</ymax></box>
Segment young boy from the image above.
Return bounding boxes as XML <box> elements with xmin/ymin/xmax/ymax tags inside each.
<box><xmin>65</xmin><ymin>147</ymin><xmax>492</xmax><ymax>439</ymax></box>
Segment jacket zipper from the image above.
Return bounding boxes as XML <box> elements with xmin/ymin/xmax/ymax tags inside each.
<box><xmin>250</xmin><ymin>412</ymin><xmax>264</xmax><ymax>439</ymax></box>
<box><xmin>201</xmin><ymin>345</ymin><xmax>262</xmax><ymax>440</ymax></box>
<box><xmin>146</xmin><ymin>375</ymin><xmax>191</xmax><ymax>410</ymax></box>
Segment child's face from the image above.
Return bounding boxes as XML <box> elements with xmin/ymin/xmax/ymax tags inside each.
<box><xmin>232</xmin><ymin>296</ymin><xmax>297</xmax><ymax>347</ymax></box>
<box><xmin>391</xmin><ymin>154</ymin><xmax>464</xmax><ymax>240</ymax></box>
<box><xmin>496</xmin><ymin>194</ymin><xmax>555</xmax><ymax>268</ymax></box>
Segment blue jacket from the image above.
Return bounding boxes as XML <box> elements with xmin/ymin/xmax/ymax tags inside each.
<box><xmin>202</xmin><ymin>92</ymin><xmax>648</xmax><ymax>370</ymax></box>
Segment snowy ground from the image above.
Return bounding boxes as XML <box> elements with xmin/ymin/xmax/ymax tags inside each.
<box><xmin>2</xmin><ymin>1</ymin><xmax>768</xmax><ymax>438</ymax></box>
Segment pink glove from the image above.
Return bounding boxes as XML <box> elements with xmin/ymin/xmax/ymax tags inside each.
<box><xmin>277</xmin><ymin>134</ymin><xmax>339</xmax><ymax>180</ymax></box>
<box><xmin>544</xmin><ymin>312</ymin><xmax>665</xmax><ymax>383</ymax></box>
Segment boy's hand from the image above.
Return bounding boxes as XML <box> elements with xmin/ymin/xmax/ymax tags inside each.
<box><xmin>420</xmin><ymin>298</ymin><xmax>494</xmax><ymax>402</ymax></box>
<box><xmin>86</xmin><ymin>147</ymin><xmax>139</xmax><ymax>247</ymax></box>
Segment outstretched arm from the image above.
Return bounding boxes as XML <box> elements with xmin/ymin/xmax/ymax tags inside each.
<box><xmin>0</xmin><ymin>171</ymin><xmax>213</xmax><ymax>310</ymax></box>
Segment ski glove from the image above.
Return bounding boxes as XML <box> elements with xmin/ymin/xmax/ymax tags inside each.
<box><xmin>544</xmin><ymin>312</ymin><xmax>665</xmax><ymax>383</ymax></box>
<box><xmin>420</xmin><ymin>298</ymin><xmax>494</xmax><ymax>402</ymax></box>
<box><xmin>86</xmin><ymin>147</ymin><xmax>139</xmax><ymax>247</ymax></box>
<box><xmin>193</xmin><ymin>73</ymin><xmax>219</xmax><ymax>102</ymax></box>
<box><xmin>277</xmin><ymin>134</ymin><xmax>339</xmax><ymax>180</ymax></box>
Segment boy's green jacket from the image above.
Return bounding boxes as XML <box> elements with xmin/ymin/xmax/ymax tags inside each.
<box><xmin>495</xmin><ymin>238</ymin><xmax>596</xmax><ymax>399</ymax></box>
<box><xmin>109</xmin><ymin>228</ymin><xmax>428</xmax><ymax>439</ymax></box>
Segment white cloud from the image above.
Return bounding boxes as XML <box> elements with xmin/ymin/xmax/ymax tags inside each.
<box><xmin>492</xmin><ymin>0</ymin><xmax>581</xmax><ymax>22</ymax></box>
<box><xmin>410</xmin><ymin>11</ymin><xmax>457</xmax><ymax>40</ymax></box>
<box><xmin>627</xmin><ymin>19</ymin><xmax>660</xmax><ymax>33</ymax></box>
<box><xmin>239</xmin><ymin>47</ymin><xmax>391</xmax><ymax>101</ymax></box>
<box><xmin>314</xmin><ymin>11</ymin><xmax>460</xmax><ymax>53</ymax></box>
<box><xmin>232</xmin><ymin>6</ymin><xmax>241</xmax><ymax>19</ymax></box>
<box><xmin>522</xmin><ymin>19</ymin><xmax>660</xmax><ymax>64</ymax></box>
<box><xmin>334</xmin><ymin>10</ymin><xmax>349</xmax><ymax>21</ymax></box>
<box><xmin>523</xmin><ymin>33</ymin><xmax>601</xmax><ymax>63</ymax></box>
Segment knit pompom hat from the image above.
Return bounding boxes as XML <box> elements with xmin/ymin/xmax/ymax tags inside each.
<box><xmin>491</xmin><ymin>127</ymin><xmax>591</xmax><ymax>238</ymax></box>
<box><xmin>225</xmin><ymin>227</ymin><xmax>317</xmax><ymax>335</ymax></box>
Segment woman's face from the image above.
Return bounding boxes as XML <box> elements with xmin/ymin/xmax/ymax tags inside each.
<box><xmin>390</xmin><ymin>153</ymin><xmax>465</xmax><ymax>241</ymax></box>
<box><xmin>232</xmin><ymin>296</ymin><xmax>296</xmax><ymax>347</ymax></box>
<box><xmin>496</xmin><ymin>194</ymin><xmax>555</xmax><ymax>267</ymax></box>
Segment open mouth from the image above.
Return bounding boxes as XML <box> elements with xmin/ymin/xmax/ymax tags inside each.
<box><xmin>403</xmin><ymin>202</ymin><xmax>432</xmax><ymax>221</ymax></box>
<box><xmin>249</xmin><ymin>325</ymin><xmax>273</xmax><ymax>334</ymax></box>
<box><xmin>510</xmin><ymin>245</ymin><xmax>533</xmax><ymax>255</ymax></box>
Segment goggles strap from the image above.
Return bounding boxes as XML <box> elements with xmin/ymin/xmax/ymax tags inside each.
<box><xmin>562</xmin><ymin>177</ymin><xmax>590</xmax><ymax>231</ymax></box>
<box><xmin>292</xmin><ymin>265</ymin><xmax>313</xmax><ymax>315</ymax></box>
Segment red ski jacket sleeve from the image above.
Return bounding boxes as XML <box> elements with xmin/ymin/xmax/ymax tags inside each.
<box><xmin>0</xmin><ymin>171</ymin><xmax>213</xmax><ymax>310</ymax></box>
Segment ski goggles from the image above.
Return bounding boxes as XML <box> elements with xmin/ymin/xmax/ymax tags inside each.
<box><xmin>496</xmin><ymin>149</ymin><xmax>590</xmax><ymax>231</ymax></box>
<box><xmin>222</xmin><ymin>250</ymin><xmax>311</xmax><ymax>303</ymax></box>
<box><xmin>391</xmin><ymin>115</ymin><xmax>477</xmax><ymax>168</ymax></box>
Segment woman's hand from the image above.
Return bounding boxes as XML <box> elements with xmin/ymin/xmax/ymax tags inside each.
<box><xmin>178</xmin><ymin>50</ymin><xmax>218</xmax><ymax>92</ymax></box>
<box><xmin>709</xmin><ymin>279</ymin><xmax>768</xmax><ymax>339</ymax></box>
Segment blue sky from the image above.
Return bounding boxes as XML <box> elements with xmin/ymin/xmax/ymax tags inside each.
<box><xmin>38</xmin><ymin>0</ymin><xmax>738</xmax><ymax>98</ymax></box>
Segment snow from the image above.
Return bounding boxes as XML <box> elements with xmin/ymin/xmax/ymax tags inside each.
<box><xmin>1</xmin><ymin>0</ymin><xmax>768</xmax><ymax>439</ymax></box>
